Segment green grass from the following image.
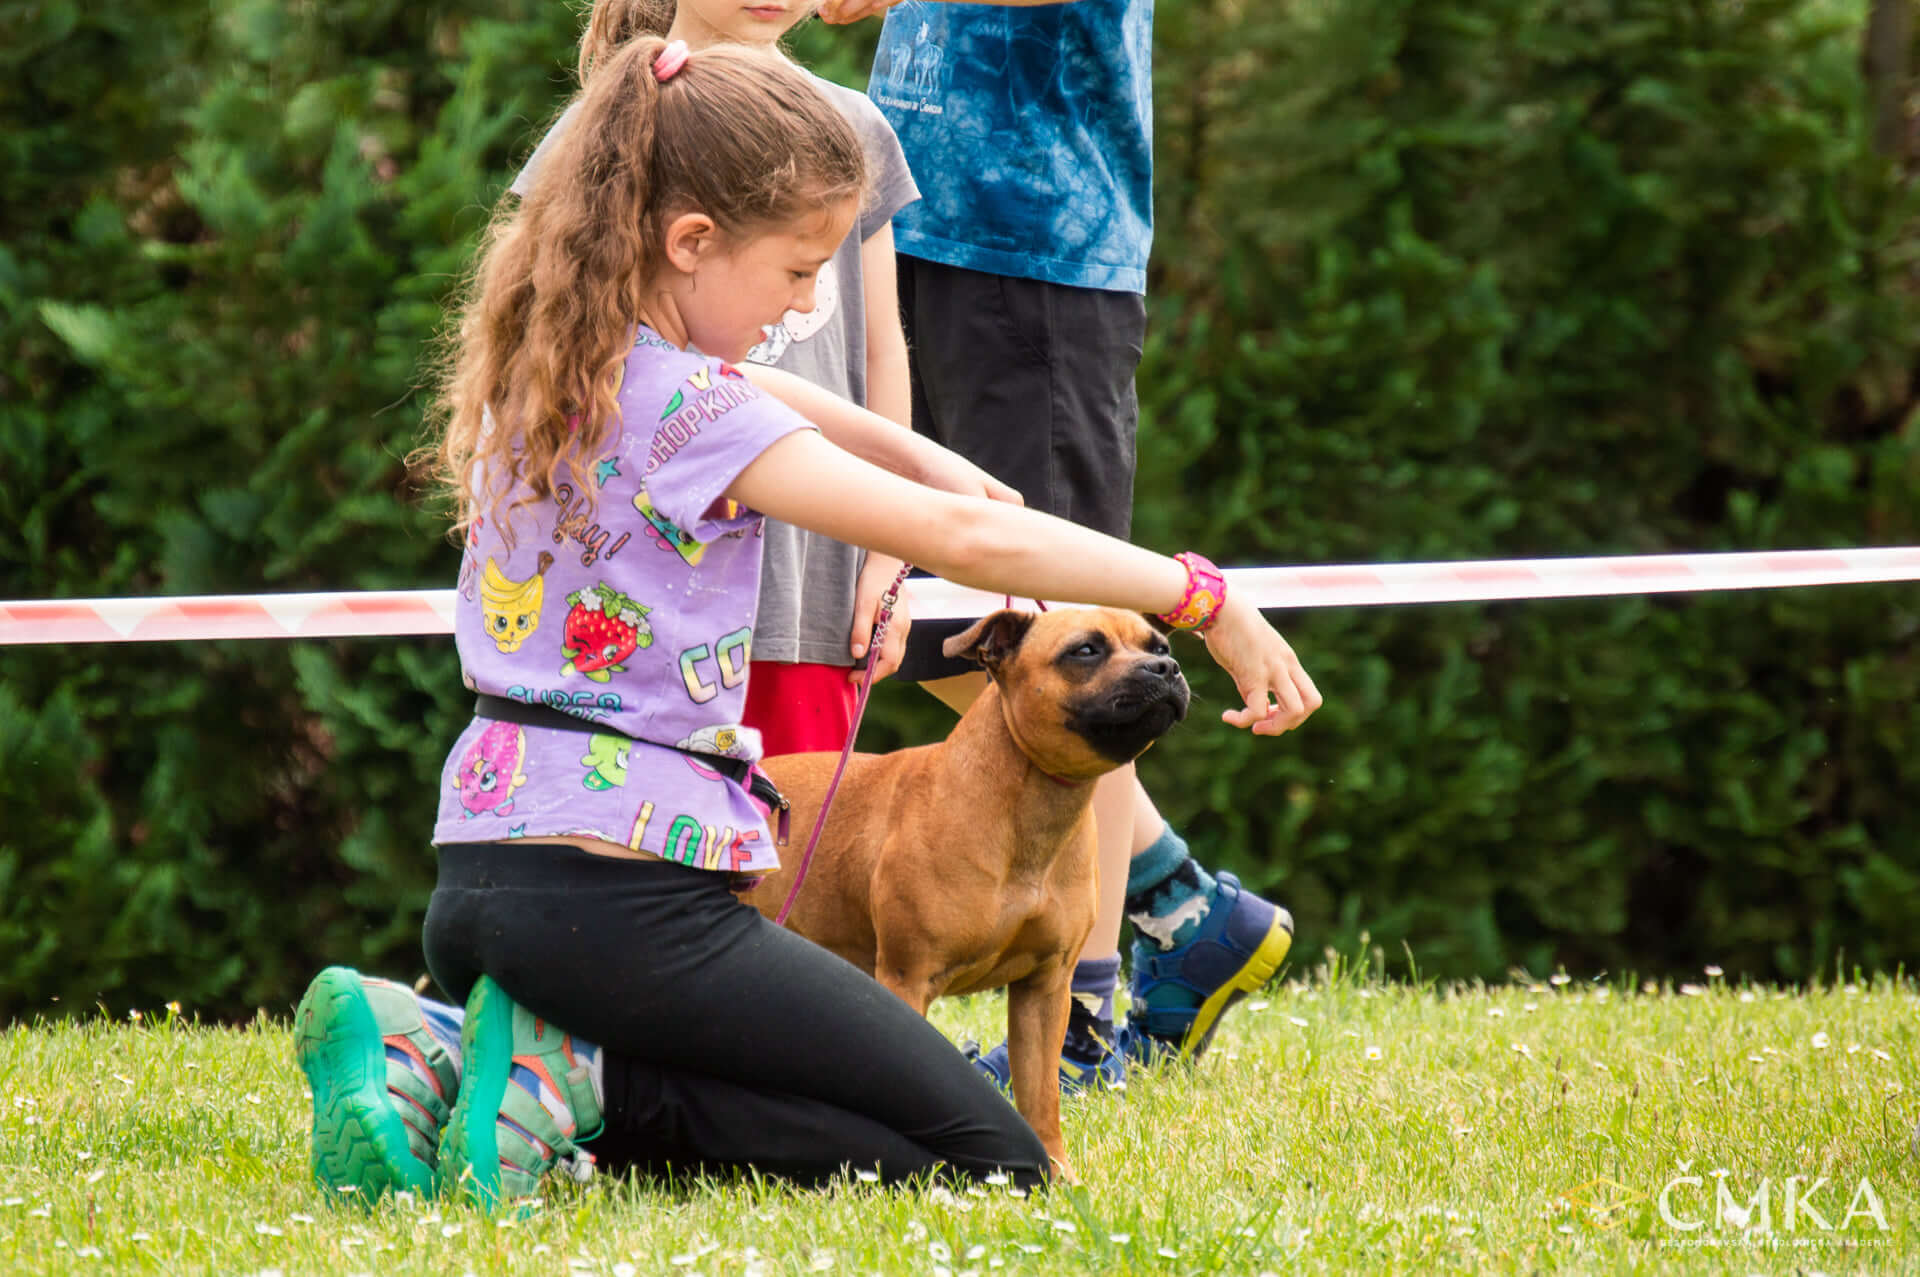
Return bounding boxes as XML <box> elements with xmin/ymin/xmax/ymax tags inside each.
<box><xmin>3</xmin><ymin>959</ymin><xmax>1916</xmax><ymax>1275</ymax></box>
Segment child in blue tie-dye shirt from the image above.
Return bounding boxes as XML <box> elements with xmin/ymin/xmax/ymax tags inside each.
<box><xmin>825</xmin><ymin>0</ymin><xmax>1303</xmax><ymax>1089</ymax></box>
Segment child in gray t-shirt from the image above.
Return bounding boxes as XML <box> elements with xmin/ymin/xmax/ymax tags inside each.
<box><xmin>512</xmin><ymin>6</ymin><xmax>920</xmax><ymax>755</ymax></box>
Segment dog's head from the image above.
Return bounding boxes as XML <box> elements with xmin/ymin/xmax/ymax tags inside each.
<box><xmin>944</xmin><ymin>607</ymin><xmax>1190</xmax><ymax>781</ymax></box>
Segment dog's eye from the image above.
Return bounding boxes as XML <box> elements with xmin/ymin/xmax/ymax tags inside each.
<box><xmin>1148</xmin><ymin>637</ymin><xmax>1171</xmax><ymax>656</ymax></box>
<box><xmin>1055</xmin><ymin>634</ymin><xmax>1109</xmax><ymax>668</ymax></box>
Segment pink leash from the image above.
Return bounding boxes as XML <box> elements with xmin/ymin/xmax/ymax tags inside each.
<box><xmin>772</xmin><ymin>563</ymin><xmax>912</xmax><ymax>926</ymax></box>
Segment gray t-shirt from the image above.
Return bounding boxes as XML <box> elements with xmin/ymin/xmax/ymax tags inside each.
<box><xmin>512</xmin><ymin>74</ymin><xmax>920</xmax><ymax>665</ymax></box>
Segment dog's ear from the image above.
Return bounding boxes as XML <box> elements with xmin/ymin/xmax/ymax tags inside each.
<box><xmin>943</xmin><ymin>609</ymin><xmax>1036</xmax><ymax>674</ymax></box>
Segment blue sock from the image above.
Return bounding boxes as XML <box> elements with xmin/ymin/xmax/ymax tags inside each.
<box><xmin>417</xmin><ymin>994</ymin><xmax>466</xmax><ymax>1072</ymax></box>
<box><xmin>571</xmin><ymin>1039</ymin><xmax>604</xmax><ymax>1110</ymax></box>
<box><xmin>1063</xmin><ymin>953</ymin><xmax>1121</xmax><ymax>1064</ymax></box>
<box><xmin>1124</xmin><ymin>825</ymin><xmax>1216</xmax><ymax>951</ymax></box>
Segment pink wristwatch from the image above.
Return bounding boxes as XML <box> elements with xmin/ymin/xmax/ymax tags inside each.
<box><xmin>1156</xmin><ymin>551</ymin><xmax>1227</xmax><ymax>633</ymax></box>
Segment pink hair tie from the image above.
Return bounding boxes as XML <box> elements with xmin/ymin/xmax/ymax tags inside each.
<box><xmin>654</xmin><ymin>40</ymin><xmax>690</xmax><ymax>82</ymax></box>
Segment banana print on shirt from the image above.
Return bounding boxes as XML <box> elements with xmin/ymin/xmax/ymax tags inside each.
<box><xmin>481</xmin><ymin>552</ymin><xmax>555</xmax><ymax>654</ymax></box>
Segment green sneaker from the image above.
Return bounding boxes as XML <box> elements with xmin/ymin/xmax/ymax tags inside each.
<box><xmin>294</xmin><ymin>967</ymin><xmax>458</xmax><ymax>1204</ymax></box>
<box><xmin>436</xmin><ymin>976</ymin><xmax>603</xmax><ymax>1212</ymax></box>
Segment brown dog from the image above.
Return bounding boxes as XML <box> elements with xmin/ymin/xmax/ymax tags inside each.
<box><xmin>751</xmin><ymin>607</ymin><xmax>1190</xmax><ymax>1171</ymax></box>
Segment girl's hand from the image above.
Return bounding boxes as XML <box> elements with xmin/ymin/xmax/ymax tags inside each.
<box><xmin>1199</xmin><ymin>596</ymin><xmax>1322</xmax><ymax>735</ymax></box>
<box><xmin>850</xmin><ymin>555</ymin><xmax>911</xmax><ymax>682</ymax></box>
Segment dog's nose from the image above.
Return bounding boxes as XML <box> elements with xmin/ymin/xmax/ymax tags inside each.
<box><xmin>1142</xmin><ymin>656</ymin><xmax>1181</xmax><ymax>681</ymax></box>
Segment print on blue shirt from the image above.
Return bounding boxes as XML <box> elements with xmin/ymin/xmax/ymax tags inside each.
<box><xmin>870</xmin><ymin>0</ymin><xmax>1154</xmax><ymax>295</ymax></box>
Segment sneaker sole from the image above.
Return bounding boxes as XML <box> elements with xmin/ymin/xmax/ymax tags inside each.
<box><xmin>437</xmin><ymin>976</ymin><xmax>512</xmax><ymax>1211</ymax></box>
<box><xmin>1178</xmin><ymin>915</ymin><xmax>1293</xmax><ymax>1060</ymax></box>
<box><xmin>295</xmin><ymin>967</ymin><xmax>436</xmax><ymax>1203</ymax></box>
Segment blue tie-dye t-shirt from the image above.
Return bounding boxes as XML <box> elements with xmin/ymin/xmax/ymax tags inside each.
<box><xmin>869</xmin><ymin>0</ymin><xmax>1153</xmax><ymax>295</ymax></box>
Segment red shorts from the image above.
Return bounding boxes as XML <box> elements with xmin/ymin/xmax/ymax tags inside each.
<box><xmin>744</xmin><ymin>661</ymin><xmax>858</xmax><ymax>758</ymax></box>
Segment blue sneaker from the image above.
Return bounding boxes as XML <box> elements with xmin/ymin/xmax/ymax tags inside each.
<box><xmin>963</xmin><ymin>1032</ymin><xmax>1129</xmax><ymax>1095</ymax></box>
<box><xmin>1128</xmin><ymin>871</ymin><xmax>1292</xmax><ymax>1062</ymax></box>
<box><xmin>294</xmin><ymin>967</ymin><xmax>458</xmax><ymax>1204</ymax></box>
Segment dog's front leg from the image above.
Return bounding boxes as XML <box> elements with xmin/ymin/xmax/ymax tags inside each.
<box><xmin>1005</xmin><ymin>967</ymin><xmax>1075</xmax><ymax>1180</ymax></box>
<box><xmin>869</xmin><ymin>939</ymin><xmax>941</xmax><ymax>1017</ymax></box>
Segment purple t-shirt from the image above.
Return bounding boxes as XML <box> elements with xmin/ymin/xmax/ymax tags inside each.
<box><xmin>433</xmin><ymin>326</ymin><xmax>813</xmax><ymax>875</ymax></box>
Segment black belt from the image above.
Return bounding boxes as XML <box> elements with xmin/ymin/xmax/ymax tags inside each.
<box><xmin>472</xmin><ymin>695</ymin><xmax>788</xmax><ymax>836</ymax></box>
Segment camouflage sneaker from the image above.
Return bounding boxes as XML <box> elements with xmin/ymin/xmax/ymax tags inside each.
<box><xmin>1128</xmin><ymin>871</ymin><xmax>1293</xmax><ymax>1062</ymax></box>
<box><xmin>436</xmin><ymin>977</ymin><xmax>603</xmax><ymax>1212</ymax></box>
<box><xmin>295</xmin><ymin>967</ymin><xmax>458</xmax><ymax>1204</ymax></box>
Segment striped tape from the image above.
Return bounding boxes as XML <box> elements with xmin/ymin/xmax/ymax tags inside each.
<box><xmin>2</xmin><ymin>546</ymin><xmax>1916</xmax><ymax>646</ymax></box>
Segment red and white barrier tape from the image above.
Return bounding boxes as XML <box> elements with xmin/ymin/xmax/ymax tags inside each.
<box><xmin>2</xmin><ymin>547</ymin><xmax>1916</xmax><ymax>646</ymax></box>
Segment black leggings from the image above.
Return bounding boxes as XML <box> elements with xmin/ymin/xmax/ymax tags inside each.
<box><xmin>423</xmin><ymin>842</ymin><xmax>1050</xmax><ymax>1190</ymax></box>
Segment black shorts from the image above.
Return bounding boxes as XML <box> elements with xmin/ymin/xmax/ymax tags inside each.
<box><xmin>896</xmin><ymin>256</ymin><xmax>1147</xmax><ymax>682</ymax></box>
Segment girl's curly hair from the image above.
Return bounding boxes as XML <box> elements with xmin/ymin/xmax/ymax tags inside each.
<box><xmin>421</xmin><ymin>36</ymin><xmax>864</xmax><ymax>541</ymax></box>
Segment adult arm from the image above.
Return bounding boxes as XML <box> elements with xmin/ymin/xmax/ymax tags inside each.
<box><xmin>861</xmin><ymin>226</ymin><xmax>913</xmax><ymax>431</ymax></box>
<box><xmin>738</xmin><ymin>362</ymin><xmax>1020</xmax><ymax>506</ymax></box>
<box><xmin>822</xmin><ymin>0</ymin><xmax>1076</xmax><ymax>19</ymax></box>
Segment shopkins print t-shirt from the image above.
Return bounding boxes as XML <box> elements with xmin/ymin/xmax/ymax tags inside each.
<box><xmin>431</xmin><ymin>326</ymin><xmax>812</xmax><ymax>875</ymax></box>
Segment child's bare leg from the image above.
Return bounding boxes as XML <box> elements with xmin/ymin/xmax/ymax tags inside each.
<box><xmin>1088</xmin><ymin>766</ymin><xmax>1135</xmax><ymax>959</ymax></box>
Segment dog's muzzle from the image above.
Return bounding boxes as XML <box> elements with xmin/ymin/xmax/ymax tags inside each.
<box><xmin>1070</xmin><ymin>660</ymin><xmax>1190</xmax><ymax>762</ymax></box>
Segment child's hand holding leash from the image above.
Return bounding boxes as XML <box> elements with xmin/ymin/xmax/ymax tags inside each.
<box><xmin>849</xmin><ymin>553</ymin><xmax>912</xmax><ymax>681</ymax></box>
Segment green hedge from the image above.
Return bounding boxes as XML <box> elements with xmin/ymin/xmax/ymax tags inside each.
<box><xmin>2</xmin><ymin>0</ymin><xmax>1915</xmax><ymax>1021</ymax></box>
<box><xmin>1114</xmin><ymin>0</ymin><xmax>1920</xmax><ymax>981</ymax></box>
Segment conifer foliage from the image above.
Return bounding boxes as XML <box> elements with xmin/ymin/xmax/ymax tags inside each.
<box><xmin>2</xmin><ymin>0</ymin><xmax>578</xmax><ymax>1018</ymax></box>
<box><xmin>1125</xmin><ymin>0</ymin><xmax>1920</xmax><ymax>981</ymax></box>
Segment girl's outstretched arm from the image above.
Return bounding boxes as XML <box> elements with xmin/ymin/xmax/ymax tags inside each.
<box><xmin>727</xmin><ymin>431</ymin><xmax>1322</xmax><ymax>735</ymax></box>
